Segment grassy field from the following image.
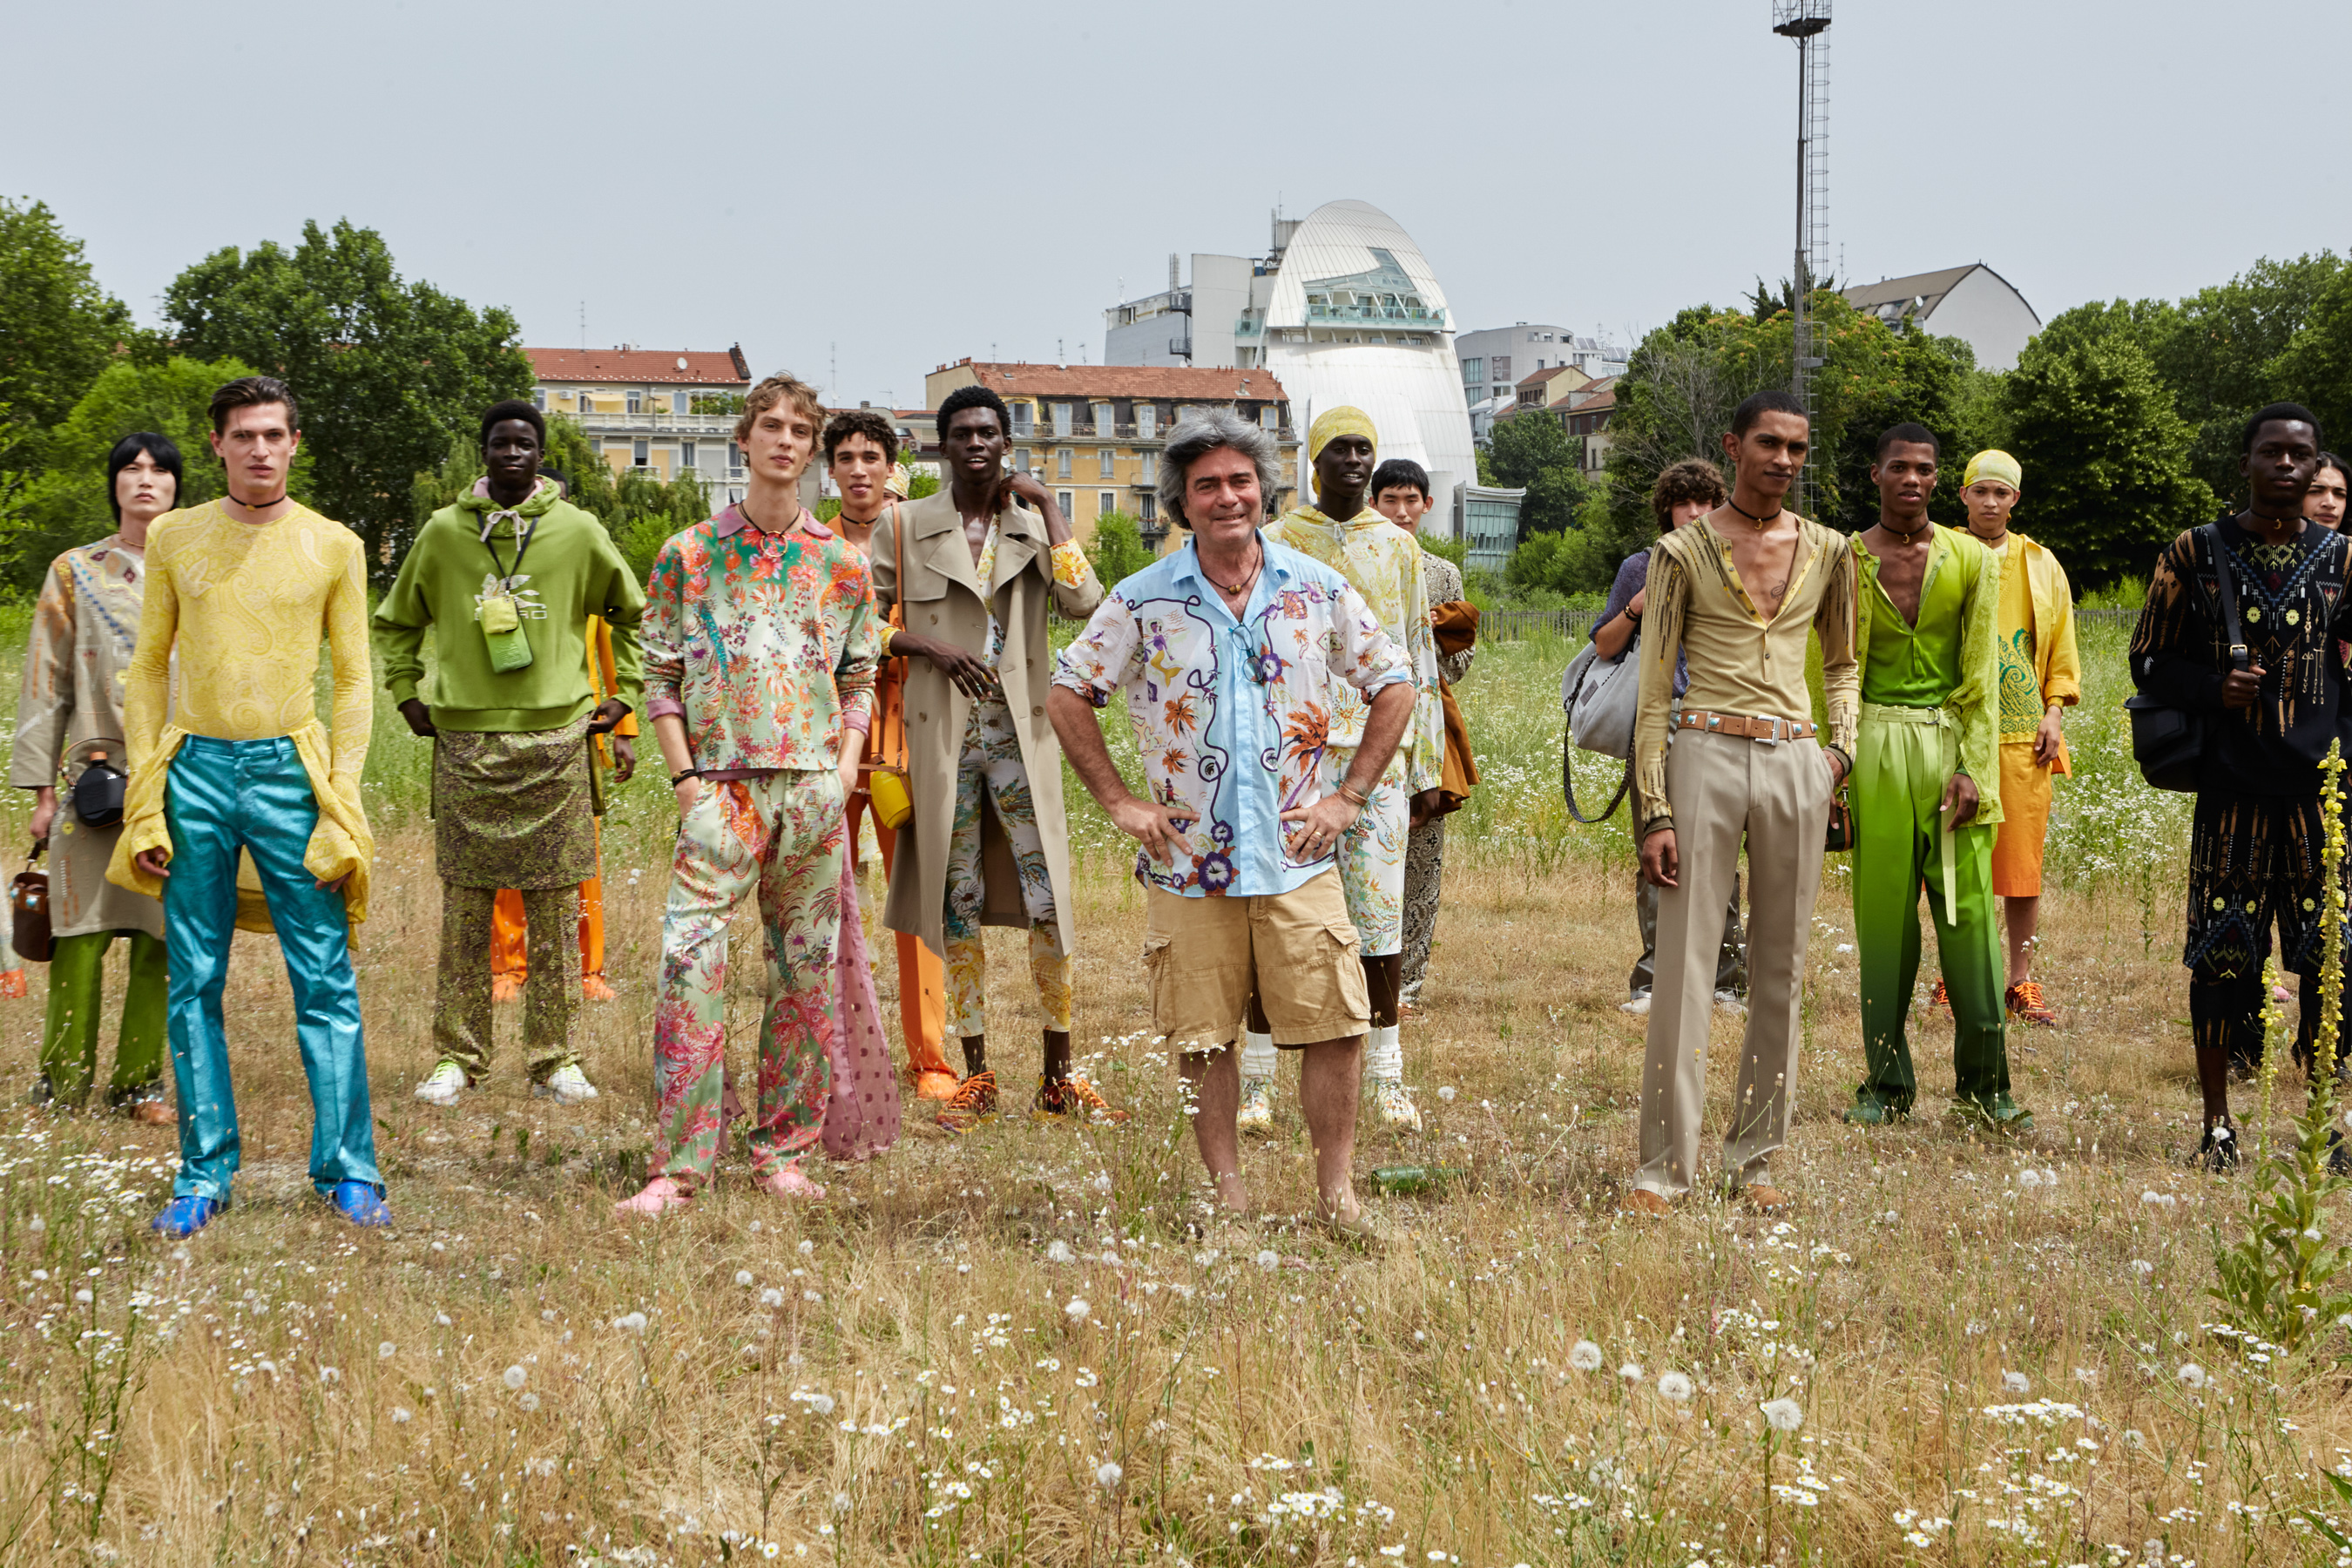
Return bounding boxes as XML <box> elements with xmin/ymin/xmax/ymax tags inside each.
<box><xmin>6</xmin><ymin>607</ymin><xmax>2352</xmax><ymax>1567</ymax></box>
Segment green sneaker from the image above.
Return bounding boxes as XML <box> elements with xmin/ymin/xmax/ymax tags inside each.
<box><xmin>1951</xmin><ymin>1097</ymin><xmax>2034</xmax><ymax>1135</ymax></box>
<box><xmin>1842</xmin><ymin>1097</ymin><xmax>1909</xmax><ymax>1126</ymax></box>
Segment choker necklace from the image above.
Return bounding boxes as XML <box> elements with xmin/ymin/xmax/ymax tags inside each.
<box><xmin>1725</xmin><ymin>497</ymin><xmax>1783</xmax><ymax>530</ymax></box>
<box><xmin>1205</xmin><ymin>545</ymin><xmax>1262</xmax><ymax>597</ymax></box>
<box><xmin>226</xmin><ymin>492</ymin><xmax>288</xmax><ymax>515</ymax></box>
<box><xmin>1881</xmin><ymin>517</ymin><xmax>1933</xmax><ymax>542</ymax></box>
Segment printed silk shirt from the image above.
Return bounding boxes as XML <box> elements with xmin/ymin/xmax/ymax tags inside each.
<box><xmin>642</xmin><ymin>506</ymin><xmax>880</xmax><ymax>772</ymax></box>
<box><xmin>1054</xmin><ymin>532</ymin><xmax>1411</xmax><ymax>898</ymax></box>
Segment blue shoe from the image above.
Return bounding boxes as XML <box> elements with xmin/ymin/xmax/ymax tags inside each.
<box><xmin>329</xmin><ymin>1180</ymin><xmax>392</xmax><ymax>1228</ymax></box>
<box><xmin>152</xmin><ymin>1195</ymin><xmax>222</xmax><ymax>1238</ymax></box>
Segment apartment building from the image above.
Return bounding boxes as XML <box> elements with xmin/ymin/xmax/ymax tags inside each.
<box><xmin>528</xmin><ymin>344</ymin><xmax>754</xmax><ymax>503</ymax></box>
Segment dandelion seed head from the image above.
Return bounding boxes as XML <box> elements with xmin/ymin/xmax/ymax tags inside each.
<box><xmin>1619</xmin><ymin>1362</ymin><xmax>1644</xmax><ymax>1382</ymax></box>
<box><xmin>391</xmin><ymin>1408</ymin><xmax>412</xmax><ymax>1424</ymax></box>
<box><xmin>1761</xmin><ymin>1397</ymin><xmax>1803</xmax><ymax>1432</ymax></box>
<box><xmin>1065</xmin><ymin>1298</ymin><xmax>1092</xmax><ymax>1323</ymax></box>
<box><xmin>504</xmin><ymin>1365</ymin><xmax>528</xmax><ymax>1390</ymax></box>
<box><xmin>1045</xmin><ymin>1240</ymin><xmax>1077</xmax><ymax>1264</ymax></box>
<box><xmin>2177</xmin><ymin>1362</ymin><xmax>2207</xmax><ymax>1389</ymax></box>
<box><xmin>1657</xmin><ymin>1371</ymin><xmax>1693</xmax><ymax>1402</ymax></box>
<box><xmin>1569</xmin><ymin>1341</ymin><xmax>1604</xmax><ymax>1372</ymax></box>
<box><xmin>1096</xmin><ymin>1461</ymin><xmax>1123</xmax><ymax>1488</ymax></box>
<box><xmin>797</xmin><ymin>1239</ymin><xmax>814</xmax><ymax>1255</ymax></box>
<box><xmin>518</xmin><ymin>1392</ymin><xmax>540</xmax><ymax>1412</ymax></box>
<box><xmin>2003</xmin><ymin>1370</ymin><xmax>2030</xmax><ymax>1395</ymax></box>
<box><xmin>735</xmin><ymin>1270</ymin><xmax>754</xmax><ymax>1288</ymax></box>
<box><xmin>1436</xmin><ymin>1086</ymin><xmax>1456</xmax><ymax>1102</ymax></box>
<box><xmin>1254</xmin><ymin>1249</ymin><xmax>1279</xmax><ymax>1270</ymax></box>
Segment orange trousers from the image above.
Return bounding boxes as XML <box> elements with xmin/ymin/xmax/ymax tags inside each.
<box><xmin>848</xmin><ymin>782</ymin><xmax>950</xmax><ymax>1078</ymax></box>
<box><xmin>493</xmin><ymin>820</ymin><xmax>607</xmax><ymax>982</ymax></box>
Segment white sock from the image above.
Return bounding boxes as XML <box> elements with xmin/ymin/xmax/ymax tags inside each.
<box><xmin>1240</xmin><ymin>1031</ymin><xmax>1277</xmax><ymax>1082</ymax></box>
<box><xmin>1364</xmin><ymin>1024</ymin><xmax>1402</xmax><ymax>1081</ymax></box>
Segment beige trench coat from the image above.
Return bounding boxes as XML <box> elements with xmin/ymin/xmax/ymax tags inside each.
<box><xmin>9</xmin><ymin>537</ymin><xmax>166</xmax><ymax>941</ymax></box>
<box><xmin>870</xmin><ymin>491</ymin><xmax>1103</xmax><ymax>959</ymax></box>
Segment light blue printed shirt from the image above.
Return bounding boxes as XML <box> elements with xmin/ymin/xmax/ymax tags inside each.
<box><xmin>1053</xmin><ymin>531</ymin><xmax>1411</xmax><ymax>898</ymax></box>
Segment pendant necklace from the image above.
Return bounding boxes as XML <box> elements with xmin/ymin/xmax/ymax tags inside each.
<box><xmin>1725</xmin><ymin>497</ymin><xmax>1783</xmax><ymax>530</ymax></box>
<box><xmin>1206</xmin><ymin>545</ymin><xmax>1262</xmax><ymax>598</ymax></box>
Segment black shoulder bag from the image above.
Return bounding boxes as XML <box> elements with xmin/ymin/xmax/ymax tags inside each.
<box><xmin>2125</xmin><ymin>522</ymin><xmax>2243</xmax><ymax>793</ymax></box>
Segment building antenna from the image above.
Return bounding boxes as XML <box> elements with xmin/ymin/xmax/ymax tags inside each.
<box><xmin>829</xmin><ymin>341</ymin><xmax>837</xmax><ymax>402</ymax></box>
<box><xmin>578</xmin><ymin>301</ymin><xmax>586</xmax><ymax>352</ymax></box>
<box><xmin>1773</xmin><ymin>0</ymin><xmax>1831</xmax><ymax>517</ymax></box>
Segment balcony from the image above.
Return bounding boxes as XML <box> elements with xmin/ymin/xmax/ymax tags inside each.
<box><xmin>556</xmin><ymin>409</ymin><xmax>741</xmax><ymax>436</ymax></box>
<box><xmin>1301</xmin><ymin>301</ymin><xmax>1449</xmax><ymax>328</ymax></box>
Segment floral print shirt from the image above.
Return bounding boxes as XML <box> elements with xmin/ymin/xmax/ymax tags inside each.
<box><xmin>1053</xmin><ymin>532</ymin><xmax>1411</xmax><ymax>898</ymax></box>
<box><xmin>642</xmin><ymin>505</ymin><xmax>880</xmax><ymax>774</ymax></box>
<box><xmin>1269</xmin><ymin>506</ymin><xmax>1445</xmax><ymax>795</ymax></box>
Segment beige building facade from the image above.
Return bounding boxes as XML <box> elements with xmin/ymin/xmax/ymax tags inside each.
<box><xmin>528</xmin><ymin>345</ymin><xmax>754</xmax><ymax>504</ymax></box>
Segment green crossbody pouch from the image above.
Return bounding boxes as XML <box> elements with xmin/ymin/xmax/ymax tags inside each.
<box><xmin>480</xmin><ymin>591</ymin><xmax>535</xmax><ymax>673</ymax></box>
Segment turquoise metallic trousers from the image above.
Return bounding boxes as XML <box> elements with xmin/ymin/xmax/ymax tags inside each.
<box><xmin>163</xmin><ymin>736</ymin><xmax>379</xmax><ymax>1202</ymax></box>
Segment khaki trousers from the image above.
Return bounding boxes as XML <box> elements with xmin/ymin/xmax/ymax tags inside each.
<box><xmin>1637</xmin><ymin>730</ymin><xmax>1831</xmax><ymax>1198</ymax></box>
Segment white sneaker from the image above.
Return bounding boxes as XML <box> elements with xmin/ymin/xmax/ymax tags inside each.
<box><xmin>413</xmin><ymin>1061</ymin><xmax>468</xmax><ymax>1106</ymax></box>
<box><xmin>1234</xmin><ymin>1078</ymin><xmax>1274</xmax><ymax>1133</ymax></box>
<box><xmin>1713</xmin><ymin>990</ymin><xmax>1747</xmax><ymax>1016</ymax></box>
<box><xmin>1370</xmin><ymin>1075</ymin><xmax>1422</xmax><ymax>1132</ymax></box>
<box><xmin>535</xmin><ymin>1064</ymin><xmax>599</xmax><ymax>1105</ymax></box>
<box><xmin>1619</xmin><ymin>994</ymin><xmax>1652</xmax><ymax>1016</ymax></box>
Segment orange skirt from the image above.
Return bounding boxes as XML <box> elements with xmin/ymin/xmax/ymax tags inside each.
<box><xmin>1990</xmin><ymin>742</ymin><xmax>2054</xmax><ymax>898</ymax></box>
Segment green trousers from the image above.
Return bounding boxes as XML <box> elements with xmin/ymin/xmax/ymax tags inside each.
<box><xmin>40</xmin><ymin>929</ymin><xmax>167</xmax><ymax>1105</ymax></box>
<box><xmin>1849</xmin><ymin>705</ymin><xmax>2015</xmax><ymax>1119</ymax></box>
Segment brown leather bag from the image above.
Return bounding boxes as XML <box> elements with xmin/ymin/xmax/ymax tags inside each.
<box><xmin>11</xmin><ymin>845</ymin><xmax>51</xmax><ymax>963</ymax></box>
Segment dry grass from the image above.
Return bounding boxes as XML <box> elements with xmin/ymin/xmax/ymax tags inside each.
<box><xmin>3</xmin><ymin>625</ymin><xmax>2350</xmax><ymax>1566</ymax></box>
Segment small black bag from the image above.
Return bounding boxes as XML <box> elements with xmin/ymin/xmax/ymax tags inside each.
<box><xmin>2127</xmin><ymin>522</ymin><xmax>2243</xmax><ymax>794</ymax></box>
<box><xmin>71</xmin><ymin>750</ymin><xmax>127</xmax><ymax>828</ymax></box>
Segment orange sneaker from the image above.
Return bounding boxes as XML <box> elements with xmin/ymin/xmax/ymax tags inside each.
<box><xmin>1035</xmin><ymin>1074</ymin><xmax>1131</xmax><ymax>1125</ymax></box>
<box><xmin>936</xmin><ymin>1070</ymin><xmax>1000</xmax><ymax>1135</ymax></box>
<box><xmin>1928</xmin><ymin>978</ymin><xmax>1949</xmax><ymax>1010</ymax></box>
<box><xmin>581</xmin><ymin>973</ymin><xmax>618</xmax><ymax>1003</ymax></box>
<box><xmin>492</xmin><ymin>973</ymin><xmax>523</xmax><ymax>1004</ymax></box>
<box><xmin>2005</xmin><ymin>979</ymin><xmax>2058</xmax><ymax>1027</ymax></box>
<box><xmin>912</xmin><ymin>1068</ymin><xmax>962</xmax><ymax>1102</ymax></box>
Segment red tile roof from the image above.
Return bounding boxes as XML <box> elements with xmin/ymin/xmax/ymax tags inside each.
<box><xmin>528</xmin><ymin>346</ymin><xmax>752</xmax><ymax>386</ymax></box>
<box><xmin>941</xmin><ymin>361</ymin><xmax>1288</xmax><ymax>402</ymax></box>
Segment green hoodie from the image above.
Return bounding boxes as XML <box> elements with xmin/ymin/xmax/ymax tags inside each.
<box><xmin>375</xmin><ymin>481</ymin><xmax>646</xmax><ymax>732</ymax></box>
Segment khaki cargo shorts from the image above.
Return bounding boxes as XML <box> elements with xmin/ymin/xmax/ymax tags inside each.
<box><xmin>1140</xmin><ymin>871</ymin><xmax>1369</xmax><ymax>1053</ymax></box>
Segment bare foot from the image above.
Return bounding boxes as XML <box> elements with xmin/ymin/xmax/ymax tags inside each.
<box><xmin>1213</xmin><ymin>1173</ymin><xmax>1252</xmax><ymax>1216</ymax></box>
<box><xmin>613</xmin><ymin>1175</ymin><xmax>694</xmax><ymax>1216</ymax></box>
<box><xmin>755</xmin><ymin>1165</ymin><xmax>827</xmax><ymax>1201</ymax></box>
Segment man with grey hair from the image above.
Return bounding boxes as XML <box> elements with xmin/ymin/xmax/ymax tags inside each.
<box><xmin>1050</xmin><ymin>412</ymin><xmax>1416</xmax><ymax>1241</ymax></box>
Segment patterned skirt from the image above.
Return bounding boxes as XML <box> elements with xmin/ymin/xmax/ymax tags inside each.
<box><xmin>433</xmin><ymin>720</ymin><xmax>598</xmax><ymax>889</ymax></box>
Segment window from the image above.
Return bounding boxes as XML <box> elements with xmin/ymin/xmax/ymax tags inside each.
<box><xmin>1136</xmin><ymin>405</ymin><xmax>1157</xmax><ymax>439</ymax></box>
<box><xmin>1092</xmin><ymin>402</ymin><xmax>1112</xmax><ymax>434</ymax></box>
<box><xmin>1492</xmin><ymin>355</ymin><xmax>1511</xmax><ymax>381</ymax></box>
<box><xmin>1098</xmin><ymin>448</ymin><xmax>1116</xmax><ymax>479</ymax></box>
<box><xmin>727</xmin><ymin>441</ymin><xmax>742</xmax><ymax>471</ymax></box>
<box><xmin>1057</xmin><ymin>448</ymin><xmax>1072</xmax><ymax>479</ymax></box>
<box><xmin>672</xmin><ymin>392</ymin><xmax>689</xmax><ymax>416</ymax></box>
<box><xmin>531</xmin><ymin>387</ymin><xmax>546</xmax><ymax>410</ymax></box>
<box><xmin>633</xmin><ymin>438</ymin><xmax>649</xmax><ymax>467</ymax></box>
<box><xmin>626</xmin><ymin>390</ymin><xmax>643</xmax><ymax>414</ymax></box>
<box><xmin>680</xmin><ymin>441</ymin><xmax>697</xmax><ymax>469</ymax></box>
<box><xmin>1098</xmin><ymin>490</ymin><xmax>1116</xmax><ymax>517</ymax></box>
<box><xmin>1058</xmin><ymin>490</ymin><xmax>1074</xmax><ymax>517</ymax></box>
<box><xmin>1139</xmin><ymin>493</ymin><xmax>1158</xmax><ymax>523</ymax></box>
<box><xmin>1051</xmin><ymin>402</ymin><xmax>1073</xmax><ymax>436</ymax></box>
<box><xmin>1139</xmin><ymin>452</ymin><xmax>1157</xmax><ymax>484</ymax></box>
<box><xmin>1461</xmin><ymin>357</ymin><xmax>1483</xmax><ymax>382</ymax></box>
<box><xmin>1011</xmin><ymin>402</ymin><xmax>1033</xmax><ymax>436</ymax></box>
<box><xmin>1015</xmin><ymin>448</ymin><xmax>1032</xmax><ymax>473</ymax></box>
<box><xmin>1260</xmin><ymin>405</ymin><xmax>1278</xmax><ymax>430</ymax></box>
<box><xmin>578</xmin><ymin>392</ymin><xmax>594</xmax><ymax>414</ymax></box>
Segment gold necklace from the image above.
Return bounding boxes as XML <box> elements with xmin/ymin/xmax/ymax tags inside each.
<box><xmin>1205</xmin><ymin>544</ymin><xmax>1262</xmax><ymax>597</ymax></box>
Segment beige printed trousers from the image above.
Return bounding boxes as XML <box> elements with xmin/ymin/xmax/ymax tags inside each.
<box><xmin>1636</xmin><ymin>729</ymin><xmax>1833</xmax><ymax>1199</ymax></box>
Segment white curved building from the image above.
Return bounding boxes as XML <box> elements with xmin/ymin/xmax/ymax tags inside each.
<box><xmin>1103</xmin><ymin>199</ymin><xmax>1477</xmax><ymax>532</ymax></box>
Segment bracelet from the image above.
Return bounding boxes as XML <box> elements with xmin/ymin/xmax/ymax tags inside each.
<box><xmin>1624</xmin><ymin>607</ymin><xmax>1642</xmax><ymax>625</ymax></box>
<box><xmin>670</xmin><ymin>768</ymin><xmax>701</xmax><ymax>787</ymax></box>
<box><xmin>1335</xmin><ymin>782</ymin><xmax>1370</xmax><ymax>808</ymax></box>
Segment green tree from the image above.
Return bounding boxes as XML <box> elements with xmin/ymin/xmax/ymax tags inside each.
<box><xmin>1484</xmin><ymin>409</ymin><xmax>1589</xmax><ymax>537</ymax></box>
<box><xmin>2156</xmin><ymin>253</ymin><xmax>2343</xmax><ymax>503</ymax></box>
<box><xmin>1085</xmin><ymin>510</ymin><xmax>1157</xmax><ymax>589</ymax></box>
<box><xmin>2001</xmin><ymin>328</ymin><xmax>2217</xmax><ymax>587</ymax></box>
<box><xmin>162</xmin><ymin>219</ymin><xmax>532</xmax><ymax>575</ymax></box>
<box><xmin>2268</xmin><ymin>260</ymin><xmax>2352</xmax><ymax>465</ymax></box>
<box><xmin>9</xmin><ymin>355</ymin><xmax>270</xmax><ymax>587</ymax></box>
<box><xmin>0</xmin><ymin>199</ymin><xmax>137</xmax><ymax>523</ymax></box>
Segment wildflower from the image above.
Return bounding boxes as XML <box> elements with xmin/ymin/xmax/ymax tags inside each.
<box><xmin>74</xmin><ymin>1288</ymin><xmax>93</xmax><ymax>1304</ymax></box>
<box><xmin>798</xmin><ymin>1239</ymin><xmax>815</xmax><ymax>1255</ymax></box>
<box><xmin>1046</xmin><ymin>1240</ymin><xmax>1076</xmax><ymax>1264</ymax></box>
<box><xmin>1096</xmin><ymin>1461</ymin><xmax>1124</xmax><ymax>1489</ymax></box>
<box><xmin>391</xmin><ymin>1408</ymin><xmax>412</xmax><ymax>1424</ymax></box>
<box><xmin>2130</xmin><ymin>1260</ymin><xmax>2153</xmax><ymax>1276</ymax></box>
<box><xmin>2003</xmin><ymin>1370</ymin><xmax>2030</xmax><ymax>1395</ymax></box>
<box><xmin>2123</xmin><ymin>1429</ymin><xmax>2146</xmax><ymax>1449</ymax></box>
<box><xmin>1254</xmin><ymin>1250</ymin><xmax>1280</xmax><ymax>1271</ymax></box>
<box><xmin>760</xmin><ymin>1288</ymin><xmax>785</xmax><ymax>1308</ymax></box>
<box><xmin>831</xmin><ymin>1492</ymin><xmax>853</xmax><ymax>1514</ymax></box>
<box><xmin>1657</xmin><ymin>1371</ymin><xmax>1694</xmax><ymax>1402</ymax></box>
<box><xmin>2177</xmin><ymin>1362</ymin><xmax>2207</xmax><ymax>1389</ymax></box>
<box><xmin>1569</xmin><ymin>1341</ymin><xmax>1604</xmax><ymax>1372</ymax></box>
<box><xmin>2018</xmin><ymin>1169</ymin><xmax>2042</xmax><ymax>1188</ymax></box>
<box><xmin>613</xmin><ymin>1312</ymin><xmax>648</xmax><ymax>1334</ymax></box>
<box><xmin>1436</xmin><ymin>1086</ymin><xmax>1457</xmax><ymax>1103</ymax></box>
<box><xmin>319</xmin><ymin>1367</ymin><xmax>341</xmax><ymax>1385</ymax></box>
<box><xmin>518</xmin><ymin>1393</ymin><xmax>540</xmax><ymax>1412</ymax></box>
<box><xmin>735</xmin><ymin>1270</ymin><xmax>754</xmax><ymax>1288</ymax></box>
<box><xmin>2074</xmin><ymin>1367</ymin><xmax>2099</xmax><ymax>1385</ymax></box>
<box><xmin>809</xmin><ymin>1394</ymin><xmax>835</xmax><ymax>1416</ymax></box>
<box><xmin>1065</xmin><ymin>1298</ymin><xmax>1092</xmax><ymax>1323</ymax></box>
<box><xmin>504</xmin><ymin>1366</ymin><xmax>528</xmax><ymax>1391</ymax></box>
<box><xmin>1761</xmin><ymin>1397</ymin><xmax>1803</xmax><ymax>1433</ymax></box>
<box><xmin>1619</xmin><ymin>1363</ymin><xmax>1645</xmax><ymax>1383</ymax></box>
<box><xmin>377</xmin><ymin>1342</ymin><xmax>396</xmax><ymax>1360</ymax></box>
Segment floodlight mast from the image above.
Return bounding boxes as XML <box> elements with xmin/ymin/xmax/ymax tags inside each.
<box><xmin>1773</xmin><ymin>0</ymin><xmax>1831</xmax><ymax>516</ymax></box>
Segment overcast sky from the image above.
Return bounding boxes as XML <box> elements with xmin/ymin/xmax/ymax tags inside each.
<box><xmin>11</xmin><ymin>0</ymin><xmax>2345</xmax><ymax>409</ymax></box>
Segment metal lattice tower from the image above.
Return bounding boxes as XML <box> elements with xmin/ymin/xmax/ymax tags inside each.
<box><xmin>1773</xmin><ymin>0</ymin><xmax>1830</xmax><ymax>516</ymax></box>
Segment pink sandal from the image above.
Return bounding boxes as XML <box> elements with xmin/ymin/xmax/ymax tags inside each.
<box><xmin>754</xmin><ymin>1164</ymin><xmax>827</xmax><ymax>1201</ymax></box>
<box><xmin>613</xmin><ymin>1174</ymin><xmax>696</xmax><ymax>1216</ymax></box>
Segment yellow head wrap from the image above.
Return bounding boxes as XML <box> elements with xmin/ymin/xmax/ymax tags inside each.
<box><xmin>1308</xmin><ymin>405</ymin><xmax>1378</xmax><ymax>462</ymax></box>
<box><xmin>884</xmin><ymin>463</ymin><xmax>911</xmax><ymax>499</ymax></box>
<box><xmin>1963</xmin><ymin>449</ymin><xmax>2023</xmax><ymax>491</ymax></box>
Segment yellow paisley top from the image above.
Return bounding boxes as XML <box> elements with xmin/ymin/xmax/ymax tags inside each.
<box><xmin>108</xmin><ymin>502</ymin><xmax>375</xmax><ymax>920</ymax></box>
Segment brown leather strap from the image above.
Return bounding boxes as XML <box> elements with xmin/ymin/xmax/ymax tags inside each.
<box><xmin>1674</xmin><ymin>708</ymin><xmax>1817</xmax><ymax>742</ymax></box>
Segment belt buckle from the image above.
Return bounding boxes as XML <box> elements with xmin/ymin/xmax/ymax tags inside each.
<box><xmin>1760</xmin><ymin>715</ymin><xmax>1781</xmax><ymax>747</ymax></box>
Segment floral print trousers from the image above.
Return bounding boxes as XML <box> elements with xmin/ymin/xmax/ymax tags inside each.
<box><xmin>1335</xmin><ymin>750</ymin><xmax>1409</xmax><ymax>959</ymax></box>
<box><xmin>653</xmin><ymin>771</ymin><xmax>846</xmax><ymax>1186</ymax></box>
<box><xmin>943</xmin><ymin>698</ymin><xmax>1074</xmax><ymax>1038</ymax></box>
